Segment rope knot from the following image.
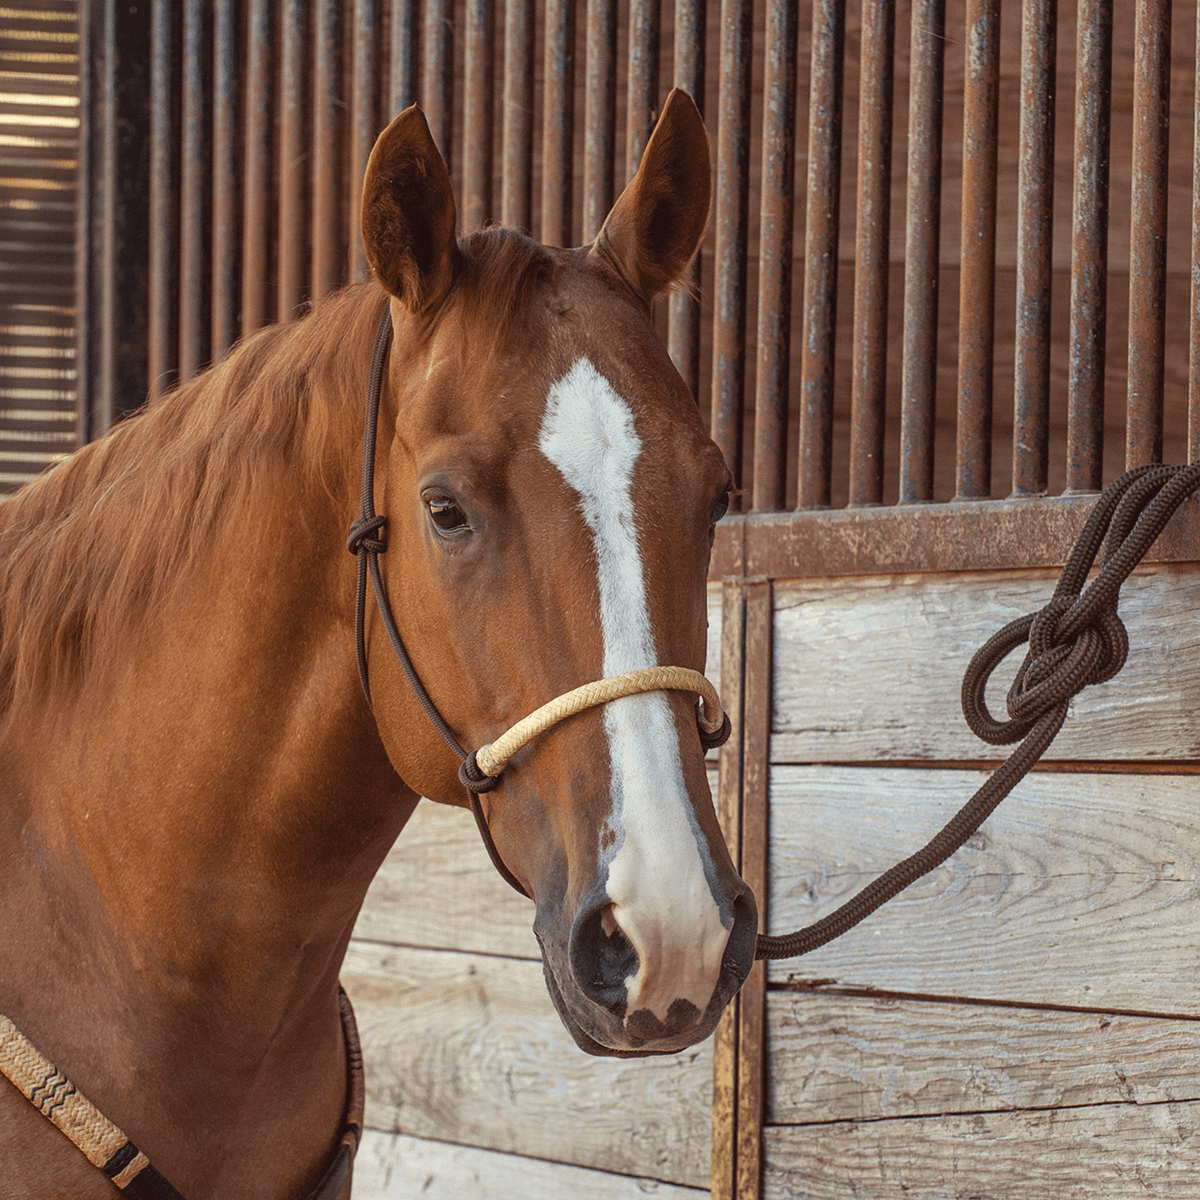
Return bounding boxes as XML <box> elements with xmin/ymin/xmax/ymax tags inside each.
<box><xmin>347</xmin><ymin>515</ymin><xmax>387</xmax><ymax>555</ymax></box>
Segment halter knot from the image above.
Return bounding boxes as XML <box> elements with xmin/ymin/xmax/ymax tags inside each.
<box><xmin>347</xmin><ymin>515</ymin><xmax>387</xmax><ymax>556</ymax></box>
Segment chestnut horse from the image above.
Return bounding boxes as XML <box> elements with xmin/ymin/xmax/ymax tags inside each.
<box><xmin>0</xmin><ymin>90</ymin><xmax>755</xmax><ymax>1198</ymax></box>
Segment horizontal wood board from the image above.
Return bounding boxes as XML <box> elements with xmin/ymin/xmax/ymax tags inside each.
<box><xmin>342</xmin><ymin>941</ymin><xmax>713</xmax><ymax>1190</ymax></box>
<box><xmin>765</xmin><ymin>766</ymin><xmax>1200</xmax><ymax>1012</ymax></box>
<box><xmin>771</xmin><ymin>565</ymin><xmax>1200</xmax><ymax>763</ymax></box>
<box><xmin>353</xmin><ymin>1131</ymin><xmax>707</xmax><ymax>1199</ymax></box>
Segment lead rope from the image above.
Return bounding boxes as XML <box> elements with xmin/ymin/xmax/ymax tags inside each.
<box><xmin>755</xmin><ymin>462</ymin><xmax>1200</xmax><ymax>960</ymax></box>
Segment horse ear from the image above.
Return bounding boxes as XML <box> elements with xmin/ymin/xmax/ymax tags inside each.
<box><xmin>589</xmin><ymin>88</ymin><xmax>711</xmax><ymax>303</ymax></box>
<box><xmin>361</xmin><ymin>105</ymin><xmax>462</xmax><ymax>312</ymax></box>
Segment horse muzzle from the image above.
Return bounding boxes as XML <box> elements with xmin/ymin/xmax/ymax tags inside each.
<box><xmin>534</xmin><ymin>880</ymin><xmax>758</xmax><ymax>1057</ymax></box>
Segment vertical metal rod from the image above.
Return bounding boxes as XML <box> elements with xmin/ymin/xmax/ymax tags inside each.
<box><xmin>584</xmin><ymin>0</ymin><xmax>619</xmax><ymax>240</ymax></box>
<box><xmin>1126</xmin><ymin>0</ymin><xmax>1170</xmax><ymax>469</ymax></box>
<box><xmin>179</xmin><ymin>0</ymin><xmax>208</xmax><ymax>382</ymax></box>
<box><xmin>955</xmin><ymin>0</ymin><xmax>1000</xmax><ymax>500</ymax></box>
<box><xmin>242</xmin><ymin>0</ymin><xmax>272</xmax><ymax>336</ymax></box>
<box><xmin>797</xmin><ymin>0</ymin><xmax>845</xmax><ymax>509</ymax></box>
<box><xmin>149</xmin><ymin>0</ymin><xmax>177</xmax><ymax>400</ymax></box>
<box><xmin>278</xmin><ymin>0</ymin><xmax>308</xmax><ymax>322</ymax></box>
<box><xmin>423</xmin><ymin>0</ymin><xmax>453</xmax><ymax>166</ymax></box>
<box><xmin>899</xmin><ymin>0</ymin><xmax>944</xmax><ymax>502</ymax></box>
<box><xmin>751</xmin><ymin>0</ymin><xmax>797</xmax><ymax>511</ymax></box>
<box><xmin>388</xmin><ymin>0</ymin><xmax>419</xmax><ymax>117</ymax></box>
<box><xmin>312</xmin><ymin>0</ymin><xmax>342</xmax><ymax>303</ymax></box>
<box><xmin>711</xmin><ymin>0</ymin><xmax>752</xmax><ymax>491</ymax></box>
<box><xmin>503</xmin><ymin>0</ymin><xmax>534</xmax><ymax>231</ymax></box>
<box><xmin>1012</xmin><ymin>0</ymin><xmax>1057</xmax><ymax>496</ymax></box>
<box><xmin>541</xmin><ymin>0</ymin><xmax>576</xmax><ymax>246</ymax></box>
<box><xmin>211</xmin><ymin>0</ymin><xmax>238</xmax><ymax>361</ymax></box>
<box><xmin>1191</xmin><ymin>0</ymin><xmax>1200</xmax><ymax>464</ymax></box>
<box><xmin>350</xmin><ymin>0</ymin><xmax>380</xmax><ymax>282</ymax></box>
<box><xmin>1066</xmin><ymin>0</ymin><xmax>1112</xmax><ymax>492</ymax></box>
<box><xmin>848</xmin><ymin>0</ymin><xmax>895</xmax><ymax>507</ymax></box>
<box><xmin>464</xmin><ymin>0</ymin><xmax>495</xmax><ymax>233</ymax></box>
<box><xmin>668</xmin><ymin>0</ymin><xmax>706</xmax><ymax>397</ymax></box>
<box><xmin>626</xmin><ymin>0</ymin><xmax>661</xmax><ymax>183</ymax></box>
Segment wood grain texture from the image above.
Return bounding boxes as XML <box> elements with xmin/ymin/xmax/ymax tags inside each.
<box><xmin>764</xmin><ymin>766</ymin><xmax>1200</xmax><ymax>1013</ymax></box>
<box><xmin>341</xmin><ymin>941</ymin><xmax>713</xmax><ymax>1189</ymax></box>
<box><xmin>762</xmin><ymin>1101</ymin><xmax>1200</xmax><ymax>1199</ymax></box>
<box><xmin>353</xmin><ymin>1131</ymin><xmax>708</xmax><ymax>1199</ymax></box>
<box><xmin>767</xmin><ymin>993</ymin><xmax>1200</xmax><ymax>1124</ymax></box>
<box><xmin>771</xmin><ymin>565</ymin><xmax>1200</xmax><ymax>763</ymax></box>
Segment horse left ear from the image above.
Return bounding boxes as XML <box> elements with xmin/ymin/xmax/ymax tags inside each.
<box><xmin>361</xmin><ymin>104</ymin><xmax>462</xmax><ymax>312</ymax></box>
<box><xmin>589</xmin><ymin>88</ymin><xmax>711</xmax><ymax>303</ymax></box>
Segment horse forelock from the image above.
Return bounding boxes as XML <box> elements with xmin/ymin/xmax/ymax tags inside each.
<box><xmin>0</xmin><ymin>281</ymin><xmax>387</xmax><ymax>733</ymax></box>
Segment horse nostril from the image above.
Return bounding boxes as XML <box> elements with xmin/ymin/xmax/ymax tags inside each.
<box><xmin>570</xmin><ymin>900</ymin><xmax>638</xmax><ymax>1015</ymax></box>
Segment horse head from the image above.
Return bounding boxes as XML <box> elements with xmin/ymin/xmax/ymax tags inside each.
<box><xmin>356</xmin><ymin>90</ymin><xmax>757</xmax><ymax>1056</ymax></box>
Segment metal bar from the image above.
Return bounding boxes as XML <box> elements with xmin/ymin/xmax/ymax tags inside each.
<box><xmin>1012</xmin><ymin>0</ymin><xmax>1057</xmax><ymax>496</ymax></box>
<box><xmin>312</xmin><ymin>0</ymin><xmax>342</xmax><ymax>303</ymax></box>
<box><xmin>1066</xmin><ymin>0</ymin><xmax>1112</xmax><ymax>492</ymax></box>
<box><xmin>423</xmin><ymin>0</ymin><xmax>453</xmax><ymax>166</ymax></box>
<box><xmin>1192</xmin><ymin>0</ymin><xmax>1200</xmax><ymax>465</ymax></box>
<box><xmin>502</xmin><ymin>0</ymin><xmax>534</xmax><ymax>231</ymax></box>
<box><xmin>388</xmin><ymin>0</ymin><xmax>419</xmax><ymax>117</ymax></box>
<box><xmin>667</xmin><ymin>0</ymin><xmax>706</xmax><ymax>397</ymax></box>
<box><xmin>1126</xmin><ymin>0</ymin><xmax>1170</xmax><ymax>469</ymax></box>
<box><xmin>149</xmin><ymin>0</ymin><xmax>178</xmax><ymax>399</ymax></box>
<box><xmin>211</xmin><ymin>0</ymin><xmax>238</xmax><ymax>361</ymax></box>
<box><xmin>583</xmin><ymin>0</ymin><xmax>618</xmax><ymax>240</ymax></box>
<box><xmin>751</xmin><ymin>0</ymin><xmax>797</xmax><ymax>511</ymax></box>
<box><xmin>711</xmin><ymin>0</ymin><xmax>752</xmax><ymax>497</ymax></box>
<box><xmin>625</xmin><ymin>0</ymin><xmax>661</xmax><ymax>184</ymax></box>
<box><xmin>848</xmin><ymin>0</ymin><xmax>895</xmax><ymax>508</ymax></box>
<box><xmin>241</xmin><ymin>0</ymin><xmax>272</xmax><ymax>336</ymax></box>
<box><xmin>179</xmin><ymin>0</ymin><xmax>208</xmax><ymax>382</ymax></box>
<box><xmin>797</xmin><ymin>0</ymin><xmax>845</xmax><ymax>509</ymax></box>
<box><xmin>349</xmin><ymin>0</ymin><xmax>380</xmax><ymax>283</ymax></box>
<box><xmin>541</xmin><ymin>0</ymin><xmax>576</xmax><ymax>246</ymax></box>
<box><xmin>899</xmin><ymin>0</ymin><xmax>944</xmax><ymax>503</ymax></box>
<box><xmin>278</xmin><ymin>0</ymin><xmax>308</xmax><ymax>322</ymax></box>
<box><xmin>955</xmin><ymin>0</ymin><xmax>1000</xmax><ymax>500</ymax></box>
<box><xmin>463</xmin><ymin>0</ymin><xmax>495</xmax><ymax>233</ymax></box>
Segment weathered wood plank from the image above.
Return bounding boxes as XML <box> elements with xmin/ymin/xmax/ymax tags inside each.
<box><xmin>354</xmin><ymin>1131</ymin><xmax>708</xmax><ymax>1199</ymax></box>
<box><xmin>772</xmin><ymin>565</ymin><xmax>1200</xmax><ymax>763</ymax></box>
<box><xmin>765</xmin><ymin>766</ymin><xmax>1200</xmax><ymax>1014</ymax></box>
<box><xmin>342</xmin><ymin>941</ymin><xmax>713</xmax><ymax>1189</ymax></box>
<box><xmin>767</xmin><ymin>993</ymin><xmax>1200</xmax><ymax>1124</ymax></box>
<box><xmin>762</xmin><ymin>1101</ymin><xmax>1200</xmax><ymax>1199</ymax></box>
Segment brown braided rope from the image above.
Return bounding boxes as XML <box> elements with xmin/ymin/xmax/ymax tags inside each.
<box><xmin>475</xmin><ymin>666</ymin><xmax>726</xmax><ymax>777</ymax></box>
<box><xmin>756</xmin><ymin>462</ymin><xmax>1200</xmax><ymax>961</ymax></box>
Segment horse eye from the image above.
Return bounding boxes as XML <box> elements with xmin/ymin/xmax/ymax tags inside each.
<box><xmin>711</xmin><ymin>490</ymin><xmax>731</xmax><ymax>525</ymax></box>
<box><xmin>428</xmin><ymin>497</ymin><xmax>469</xmax><ymax>531</ymax></box>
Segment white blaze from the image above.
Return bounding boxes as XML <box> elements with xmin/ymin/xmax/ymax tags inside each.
<box><xmin>539</xmin><ymin>357</ymin><xmax>730</xmax><ymax>1023</ymax></box>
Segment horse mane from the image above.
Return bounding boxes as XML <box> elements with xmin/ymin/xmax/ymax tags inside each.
<box><xmin>0</xmin><ymin>228</ymin><xmax>559</xmax><ymax>733</ymax></box>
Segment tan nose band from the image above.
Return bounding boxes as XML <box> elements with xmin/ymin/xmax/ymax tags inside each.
<box><xmin>473</xmin><ymin>666</ymin><xmax>726</xmax><ymax>778</ymax></box>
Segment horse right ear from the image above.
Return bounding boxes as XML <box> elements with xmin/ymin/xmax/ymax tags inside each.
<box><xmin>361</xmin><ymin>105</ymin><xmax>462</xmax><ymax>313</ymax></box>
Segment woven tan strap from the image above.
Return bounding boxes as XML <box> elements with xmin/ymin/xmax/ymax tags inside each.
<box><xmin>475</xmin><ymin>666</ymin><xmax>725</xmax><ymax>778</ymax></box>
<box><xmin>0</xmin><ymin>1014</ymin><xmax>150</xmax><ymax>1188</ymax></box>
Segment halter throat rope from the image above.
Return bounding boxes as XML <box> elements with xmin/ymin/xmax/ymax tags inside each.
<box><xmin>347</xmin><ymin>310</ymin><xmax>731</xmax><ymax>900</ymax></box>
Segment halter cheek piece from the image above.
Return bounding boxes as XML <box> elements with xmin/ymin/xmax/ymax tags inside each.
<box><xmin>348</xmin><ymin>311</ymin><xmax>732</xmax><ymax>899</ymax></box>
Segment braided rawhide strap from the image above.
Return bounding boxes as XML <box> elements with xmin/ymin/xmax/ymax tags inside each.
<box><xmin>467</xmin><ymin>666</ymin><xmax>729</xmax><ymax>781</ymax></box>
<box><xmin>756</xmin><ymin>462</ymin><xmax>1200</xmax><ymax>961</ymax></box>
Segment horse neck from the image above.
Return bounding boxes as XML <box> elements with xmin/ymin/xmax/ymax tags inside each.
<box><xmin>5</xmin><ymin>297</ymin><xmax>414</xmax><ymax>1050</ymax></box>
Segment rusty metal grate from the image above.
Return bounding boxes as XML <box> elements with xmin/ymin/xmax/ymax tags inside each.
<box><xmin>0</xmin><ymin>0</ymin><xmax>78</xmax><ymax>494</ymax></box>
<box><xmin>74</xmin><ymin>0</ymin><xmax>1199</xmax><ymax>515</ymax></box>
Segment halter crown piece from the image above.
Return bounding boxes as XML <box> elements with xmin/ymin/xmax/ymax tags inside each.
<box><xmin>348</xmin><ymin>311</ymin><xmax>732</xmax><ymax>899</ymax></box>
